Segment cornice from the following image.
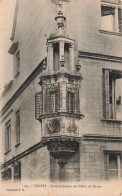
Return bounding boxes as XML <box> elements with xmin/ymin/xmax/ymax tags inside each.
<box><xmin>1</xmin><ymin>80</ymin><xmax>14</xmax><ymax>97</ymax></box>
<box><xmin>82</xmin><ymin>134</ymin><xmax>122</xmax><ymax>142</ymax></box>
<box><xmin>8</xmin><ymin>42</ymin><xmax>19</xmax><ymax>55</ymax></box>
<box><xmin>39</xmin><ymin>112</ymin><xmax>84</xmax><ymax>120</ymax></box>
<box><xmin>78</xmin><ymin>51</ymin><xmax>122</xmax><ymax>63</ymax></box>
<box><xmin>39</xmin><ymin>72</ymin><xmax>83</xmax><ymax>83</ymax></box>
<box><xmin>1</xmin><ymin>109</ymin><xmax>13</xmax><ymax>123</ymax></box>
<box><xmin>1</xmin><ymin>142</ymin><xmax>45</xmax><ymax>169</ymax></box>
<box><xmin>2</xmin><ymin>134</ymin><xmax>122</xmax><ymax>168</ymax></box>
<box><xmin>99</xmin><ymin>29</ymin><xmax>121</xmax><ymax>36</ymax></box>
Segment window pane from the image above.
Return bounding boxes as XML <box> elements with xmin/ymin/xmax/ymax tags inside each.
<box><xmin>67</xmin><ymin>92</ymin><xmax>75</xmax><ymax>113</ymax></box>
<box><xmin>50</xmin><ymin>92</ymin><xmax>56</xmax><ymax>112</ymax></box>
<box><xmin>101</xmin><ymin>15</ymin><xmax>114</xmax><ymax>31</ymax></box>
<box><xmin>109</xmin><ymin>154</ymin><xmax>117</xmax><ymax>169</ymax></box>
<box><xmin>109</xmin><ymin>170</ymin><xmax>118</xmax><ymax>180</ymax></box>
<box><xmin>116</xmin><ymin>78</ymin><xmax>122</xmax><ymax>120</ymax></box>
<box><xmin>16</xmin><ymin>110</ymin><xmax>20</xmax><ymax>142</ymax></box>
<box><xmin>5</xmin><ymin>121</ymin><xmax>11</xmax><ymax>151</ymax></box>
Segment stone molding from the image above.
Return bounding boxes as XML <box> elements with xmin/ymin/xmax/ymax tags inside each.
<box><xmin>78</xmin><ymin>51</ymin><xmax>122</xmax><ymax>63</ymax></box>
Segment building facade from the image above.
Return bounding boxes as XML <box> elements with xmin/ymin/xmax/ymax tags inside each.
<box><xmin>1</xmin><ymin>0</ymin><xmax>122</xmax><ymax>182</ymax></box>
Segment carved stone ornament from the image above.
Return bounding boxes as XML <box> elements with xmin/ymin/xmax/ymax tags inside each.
<box><xmin>47</xmin><ymin>140</ymin><xmax>79</xmax><ymax>167</ymax></box>
<box><xmin>46</xmin><ymin>119</ymin><xmax>60</xmax><ymax>134</ymax></box>
<box><xmin>76</xmin><ymin>59</ymin><xmax>81</xmax><ymax>71</ymax></box>
<box><xmin>42</xmin><ymin>57</ymin><xmax>47</xmax><ymax>71</ymax></box>
<box><xmin>67</xmin><ymin>123</ymin><xmax>77</xmax><ymax>134</ymax></box>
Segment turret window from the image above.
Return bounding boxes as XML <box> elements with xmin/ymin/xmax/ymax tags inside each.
<box><xmin>66</xmin><ymin>88</ymin><xmax>80</xmax><ymax>114</ymax></box>
<box><xmin>45</xmin><ymin>88</ymin><xmax>60</xmax><ymax>114</ymax></box>
<box><xmin>67</xmin><ymin>92</ymin><xmax>75</xmax><ymax>113</ymax></box>
<box><xmin>50</xmin><ymin>91</ymin><xmax>58</xmax><ymax>113</ymax></box>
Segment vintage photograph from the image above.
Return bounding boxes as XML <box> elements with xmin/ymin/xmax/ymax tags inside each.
<box><xmin>0</xmin><ymin>0</ymin><xmax>122</xmax><ymax>194</ymax></box>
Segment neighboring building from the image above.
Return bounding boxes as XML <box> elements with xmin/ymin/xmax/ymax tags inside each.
<box><xmin>1</xmin><ymin>0</ymin><xmax>122</xmax><ymax>182</ymax></box>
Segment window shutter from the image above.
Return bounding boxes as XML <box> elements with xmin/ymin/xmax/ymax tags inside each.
<box><xmin>75</xmin><ymin>89</ymin><xmax>80</xmax><ymax>114</ymax></box>
<box><xmin>105</xmin><ymin>70</ymin><xmax>110</xmax><ymax>119</ymax></box>
<box><xmin>16</xmin><ymin>110</ymin><xmax>20</xmax><ymax>143</ymax></box>
<box><xmin>35</xmin><ymin>92</ymin><xmax>43</xmax><ymax>120</ymax></box>
<box><xmin>1</xmin><ymin>168</ymin><xmax>12</xmax><ymax>181</ymax></box>
<box><xmin>104</xmin><ymin>153</ymin><xmax>109</xmax><ymax>180</ymax></box>
<box><xmin>55</xmin><ymin>89</ymin><xmax>59</xmax><ymax>112</ymax></box>
<box><xmin>5</xmin><ymin>120</ymin><xmax>11</xmax><ymax>151</ymax></box>
<box><xmin>14</xmin><ymin>162</ymin><xmax>21</xmax><ymax>180</ymax></box>
<box><xmin>118</xmin><ymin>9</ymin><xmax>122</xmax><ymax>33</ymax></box>
<box><xmin>46</xmin><ymin>89</ymin><xmax>50</xmax><ymax>113</ymax></box>
<box><xmin>7</xmin><ymin>168</ymin><xmax>12</xmax><ymax>180</ymax></box>
<box><xmin>5</xmin><ymin>127</ymin><xmax>7</xmax><ymax>152</ymax></box>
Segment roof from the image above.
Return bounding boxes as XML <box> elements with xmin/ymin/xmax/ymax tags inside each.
<box><xmin>48</xmin><ymin>27</ymin><xmax>74</xmax><ymax>40</ymax></box>
<box><xmin>10</xmin><ymin>0</ymin><xmax>19</xmax><ymax>41</ymax></box>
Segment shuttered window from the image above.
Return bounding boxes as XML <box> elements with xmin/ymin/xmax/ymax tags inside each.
<box><xmin>45</xmin><ymin>88</ymin><xmax>59</xmax><ymax>114</ymax></box>
<box><xmin>66</xmin><ymin>88</ymin><xmax>80</xmax><ymax>114</ymax></box>
<box><xmin>67</xmin><ymin>92</ymin><xmax>75</xmax><ymax>113</ymax></box>
<box><xmin>16</xmin><ymin>110</ymin><xmax>20</xmax><ymax>144</ymax></box>
<box><xmin>35</xmin><ymin>92</ymin><xmax>43</xmax><ymax>119</ymax></box>
<box><xmin>5</xmin><ymin>120</ymin><xmax>11</xmax><ymax>152</ymax></box>
<box><xmin>1</xmin><ymin>168</ymin><xmax>12</xmax><ymax>181</ymax></box>
<box><xmin>101</xmin><ymin>3</ymin><xmax>122</xmax><ymax>33</ymax></box>
<box><xmin>49</xmin><ymin>90</ymin><xmax>59</xmax><ymax>113</ymax></box>
<box><xmin>104</xmin><ymin>153</ymin><xmax>122</xmax><ymax>180</ymax></box>
<box><xmin>103</xmin><ymin>69</ymin><xmax>122</xmax><ymax>120</ymax></box>
<box><xmin>118</xmin><ymin>9</ymin><xmax>122</xmax><ymax>33</ymax></box>
<box><xmin>14</xmin><ymin>162</ymin><xmax>21</xmax><ymax>181</ymax></box>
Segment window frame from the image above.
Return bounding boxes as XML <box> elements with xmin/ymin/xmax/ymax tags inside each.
<box><xmin>1</xmin><ymin>168</ymin><xmax>12</xmax><ymax>181</ymax></box>
<box><xmin>35</xmin><ymin>92</ymin><xmax>43</xmax><ymax>120</ymax></box>
<box><xmin>101</xmin><ymin>1</ymin><xmax>122</xmax><ymax>34</ymax></box>
<box><xmin>103</xmin><ymin>69</ymin><xmax>122</xmax><ymax>121</ymax></box>
<box><xmin>66</xmin><ymin>88</ymin><xmax>80</xmax><ymax>114</ymax></box>
<box><xmin>104</xmin><ymin>152</ymin><xmax>122</xmax><ymax>180</ymax></box>
<box><xmin>13</xmin><ymin>162</ymin><xmax>21</xmax><ymax>181</ymax></box>
<box><xmin>45</xmin><ymin>88</ymin><xmax>60</xmax><ymax>114</ymax></box>
<box><xmin>16</xmin><ymin>110</ymin><xmax>20</xmax><ymax>145</ymax></box>
<box><xmin>5</xmin><ymin>119</ymin><xmax>11</xmax><ymax>152</ymax></box>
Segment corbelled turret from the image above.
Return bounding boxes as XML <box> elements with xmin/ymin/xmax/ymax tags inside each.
<box><xmin>35</xmin><ymin>2</ymin><xmax>83</xmax><ymax>167</ymax></box>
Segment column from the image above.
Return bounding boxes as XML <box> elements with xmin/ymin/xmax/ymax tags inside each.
<box><xmin>69</xmin><ymin>44</ymin><xmax>74</xmax><ymax>72</ymax></box>
<box><xmin>59</xmin><ymin>40</ymin><xmax>65</xmax><ymax>70</ymax></box>
<box><xmin>60</xmin><ymin>83</ymin><xmax>67</xmax><ymax>112</ymax></box>
<box><xmin>47</xmin><ymin>42</ymin><xmax>53</xmax><ymax>73</ymax></box>
<box><xmin>115</xmin><ymin>8</ymin><xmax>119</xmax><ymax>32</ymax></box>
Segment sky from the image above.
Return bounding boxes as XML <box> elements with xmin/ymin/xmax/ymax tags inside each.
<box><xmin>0</xmin><ymin>0</ymin><xmax>16</xmax><ymax>95</ymax></box>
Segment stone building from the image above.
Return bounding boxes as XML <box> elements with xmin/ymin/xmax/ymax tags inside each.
<box><xmin>1</xmin><ymin>0</ymin><xmax>122</xmax><ymax>182</ymax></box>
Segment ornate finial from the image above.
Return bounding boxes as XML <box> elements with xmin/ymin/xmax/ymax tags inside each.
<box><xmin>55</xmin><ymin>3</ymin><xmax>66</xmax><ymax>28</ymax></box>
